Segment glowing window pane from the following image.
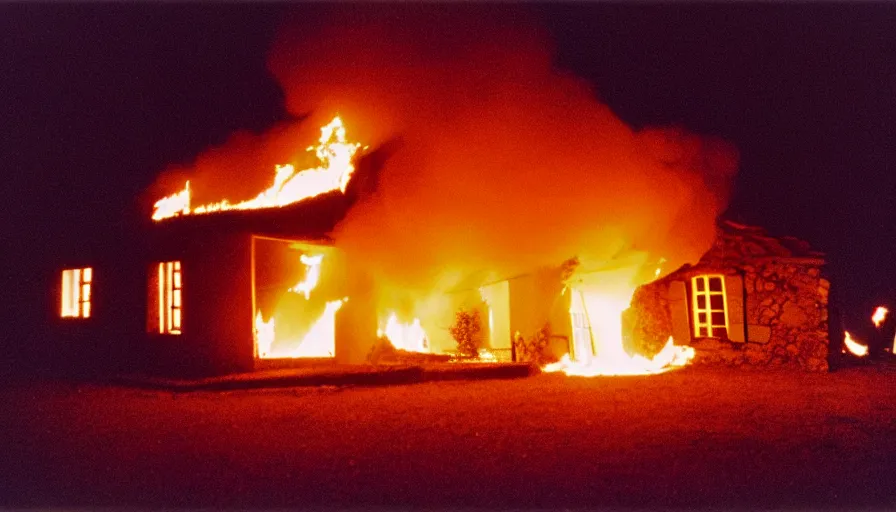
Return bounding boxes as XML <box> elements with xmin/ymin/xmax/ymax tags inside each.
<box><xmin>691</xmin><ymin>275</ymin><xmax>729</xmax><ymax>338</ymax></box>
<box><xmin>156</xmin><ymin>261</ymin><xmax>183</xmax><ymax>335</ymax></box>
<box><xmin>60</xmin><ymin>267</ymin><xmax>92</xmax><ymax>319</ymax></box>
<box><xmin>61</xmin><ymin>270</ymin><xmax>73</xmax><ymax>317</ymax></box>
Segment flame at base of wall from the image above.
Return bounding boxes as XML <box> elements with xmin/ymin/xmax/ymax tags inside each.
<box><xmin>378</xmin><ymin>313</ymin><xmax>429</xmax><ymax>353</ymax></box>
<box><xmin>543</xmin><ymin>275</ymin><xmax>696</xmax><ymax>377</ymax></box>
<box><xmin>543</xmin><ymin>337</ymin><xmax>695</xmax><ymax>377</ymax></box>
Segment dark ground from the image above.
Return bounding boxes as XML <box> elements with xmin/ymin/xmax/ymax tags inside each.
<box><xmin>1</xmin><ymin>367</ymin><xmax>895</xmax><ymax>509</ymax></box>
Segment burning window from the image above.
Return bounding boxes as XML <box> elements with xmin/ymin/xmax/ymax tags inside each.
<box><xmin>691</xmin><ymin>275</ymin><xmax>729</xmax><ymax>338</ymax></box>
<box><xmin>60</xmin><ymin>267</ymin><xmax>92</xmax><ymax>318</ymax></box>
<box><xmin>148</xmin><ymin>261</ymin><xmax>182</xmax><ymax>335</ymax></box>
<box><xmin>253</xmin><ymin>238</ymin><xmax>345</xmax><ymax>359</ymax></box>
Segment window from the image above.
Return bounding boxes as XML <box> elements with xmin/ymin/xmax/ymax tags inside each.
<box><xmin>61</xmin><ymin>268</ymin><xmax>92</xmax><ymax>318</ymax></box>
<box><xmin>152</xmin><ymin>261</ymin><xmax>182</xmax><ymax>335</ymax></box>
<box><xmin>691</xmin><ymin>275</ymin><xmax>729</xmax><ymax>338</ymax></box>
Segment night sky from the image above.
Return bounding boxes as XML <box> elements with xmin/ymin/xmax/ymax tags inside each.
<box><xmin>3</xmin><ymin>4</ymin><xmax>895</xmax><ymax>342</ymax></box>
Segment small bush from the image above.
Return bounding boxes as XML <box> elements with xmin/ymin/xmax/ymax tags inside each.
<box><xmin>449</xmin><ymin>309</ymin><xmax>483</xmax><ymax>358</ymax></box>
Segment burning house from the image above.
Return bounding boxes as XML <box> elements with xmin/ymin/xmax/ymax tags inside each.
<box><xmin>50</xmin><ymin>115</ymin><xmax>834</xmax><ymax>377</ymax></box>
<box><xmin>48</xmin><ymin>9</ymin><xmax>837</xmax><ymax>378</ymax></box>
<box><xmin>52</xmin><ymin>118</ymin><xmax>378</xmax><ymax>376</ymax></box>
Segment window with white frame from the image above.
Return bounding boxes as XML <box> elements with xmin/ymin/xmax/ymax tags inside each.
<box><xmin>61</xmin><ymin>267</ymin><xmax>92</xmax><ymax>318</ymax></box>
<box><xmin>151</xmin><ymin>261</ymin><xmax>182</xmax><ymax>335</ymax></box>
<box><xmin>691</xmin><ymin>275</ymin><xmax>729</xmax><ymax>338</ymax></box>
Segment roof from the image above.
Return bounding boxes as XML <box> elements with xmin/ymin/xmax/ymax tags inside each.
<box><xmin>695</xmin><ymin>219</ymin><xmax>826</xmax><ymax>267</ymax></box>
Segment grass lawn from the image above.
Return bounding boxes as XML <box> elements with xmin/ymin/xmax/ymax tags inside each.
<box><xmin>1</xmin><ymin>366</ymin><xmax>895</xmax><ymax>508</ymax></box>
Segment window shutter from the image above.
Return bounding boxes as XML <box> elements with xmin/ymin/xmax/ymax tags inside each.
<box><xmin>668</xmin><ymin>281</ymin><xmax>691</xmax><ymax>345</ymax></box>
<box><xmin>725</xmin><ymin>274</ymin><xmax>746</xmax><ymax>343</ymax></box>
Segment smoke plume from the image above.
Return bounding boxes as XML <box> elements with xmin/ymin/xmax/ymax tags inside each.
<box><xmin>266</xmin><ymin>5</ymin><xmax>738</xmax><ymax>305</ymax></box>
<box><xmin>150</xmin><ymin>5</ymin><xmax>738</xmax><ymax>315</ymax></box>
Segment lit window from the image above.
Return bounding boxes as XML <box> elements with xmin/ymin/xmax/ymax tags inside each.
<box><xmin>61</xmin><ymin>268</ymin><xmax>92</xmax><ymax>318</ymax></box>
<box><xmin>691</xmin><ymin>275</ymin><xmax>729</xmax><ymax>338</ymax></box>
<box><xmin>154</xmin><ymin>261</ymin><xmax>182</xmax><ymax>335</ymax></box>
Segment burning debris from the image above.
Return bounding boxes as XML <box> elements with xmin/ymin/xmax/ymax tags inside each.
<box><xmin>839</xmin><ymin>305</ymin><xmax>895</xmax><ymax>361</ymax></box>
<box><xmin>544</xmin><ymin>337</ymin><xmax>695</xmax><ymax>377</ymax></box>
<box><xmin>843</xmin><ymin>331</ymin><xmax>869</xmax><ymax>358</ymax></box>
<box><xmin>872</xmin><ymin>306</ymin><xmax>888</xmax><ymax>328</ymax></box>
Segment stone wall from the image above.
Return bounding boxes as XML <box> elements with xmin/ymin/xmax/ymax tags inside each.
<box><xmin>740</xmin><ymin>261</ymin><xmax>830</xmax><ymax>370</ymax></box>
<box><xmin>628</xmin><ymin>222</ymin><xmax>831</xmax><ymax>371</ymax></box>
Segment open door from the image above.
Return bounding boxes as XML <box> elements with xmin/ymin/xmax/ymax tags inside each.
<box><xmin>569</xmin><ymin>289</ymin><xmax>594</xmax><ymax>362</ymax></box>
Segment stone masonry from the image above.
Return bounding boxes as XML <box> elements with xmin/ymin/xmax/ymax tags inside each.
<box><xmin>629</xmin><ymin>221</ymin><xmax>830</xmax><ymax>371</ymax></box>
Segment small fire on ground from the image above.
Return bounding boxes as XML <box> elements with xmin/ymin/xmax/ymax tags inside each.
<box><xmin>872</xmin><ymin>306</ymin><xmax>888</xmax><ymax>328</ymax></box>
<box><xmin>843</xmin><ymin>331</ymin><xmax>869</xmax><ymax>357</ymax></box>
<box><xmin>376</xmin><ymin>313</ymin><xmax>499</xmax><ymax>362</ymax></box>
<box><xmin>152</xmin><ymin>116</ymin><xmax>362</xmax><ymax>221</ymax></box>
<box><xmin>378</xmin><ymin>313</ymin><xmax>429</xmax><ymax>353</ymax></box>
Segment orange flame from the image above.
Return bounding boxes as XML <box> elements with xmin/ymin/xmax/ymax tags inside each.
<box><xmin>543</xmin><ymin>266</ymin><xmax>695</xmax><ymax>377</ymax></box>
<box><xmin>255</xmin><ymin>299</ymin><xmax>345</xmax><ymax>358</ymax></box>
<box><xmin>254</xmin><ymin>252</ymin><xmax>345</xmax><ymax>359</ymax></box>
<box><xmin>378</xmin><ymin>313</ymin><xmax>429</xmax><ymax>353</ymax></box>
<box><xmin>289</xmin><ymin>254</ymin><xmax>324</xmax><ymax>300</ymax></box>
<box><xmin>152</xmin><ymin>116</ymin><xmax>362</xmax><ymax>221</ymax></box>
<box><xmin>545</xmin><ymin>337</ymin><xmax>694</xmax><ymax>376</ymax></box>
<box><xmin>872</xmin><ymin>306</ymin><xmax>888</xmax><ymax>328</ymax></box>
<box><xmin>843</xmin><ymin>331</ymin><xmax>869</xmax><ymax>357</ymax></box>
